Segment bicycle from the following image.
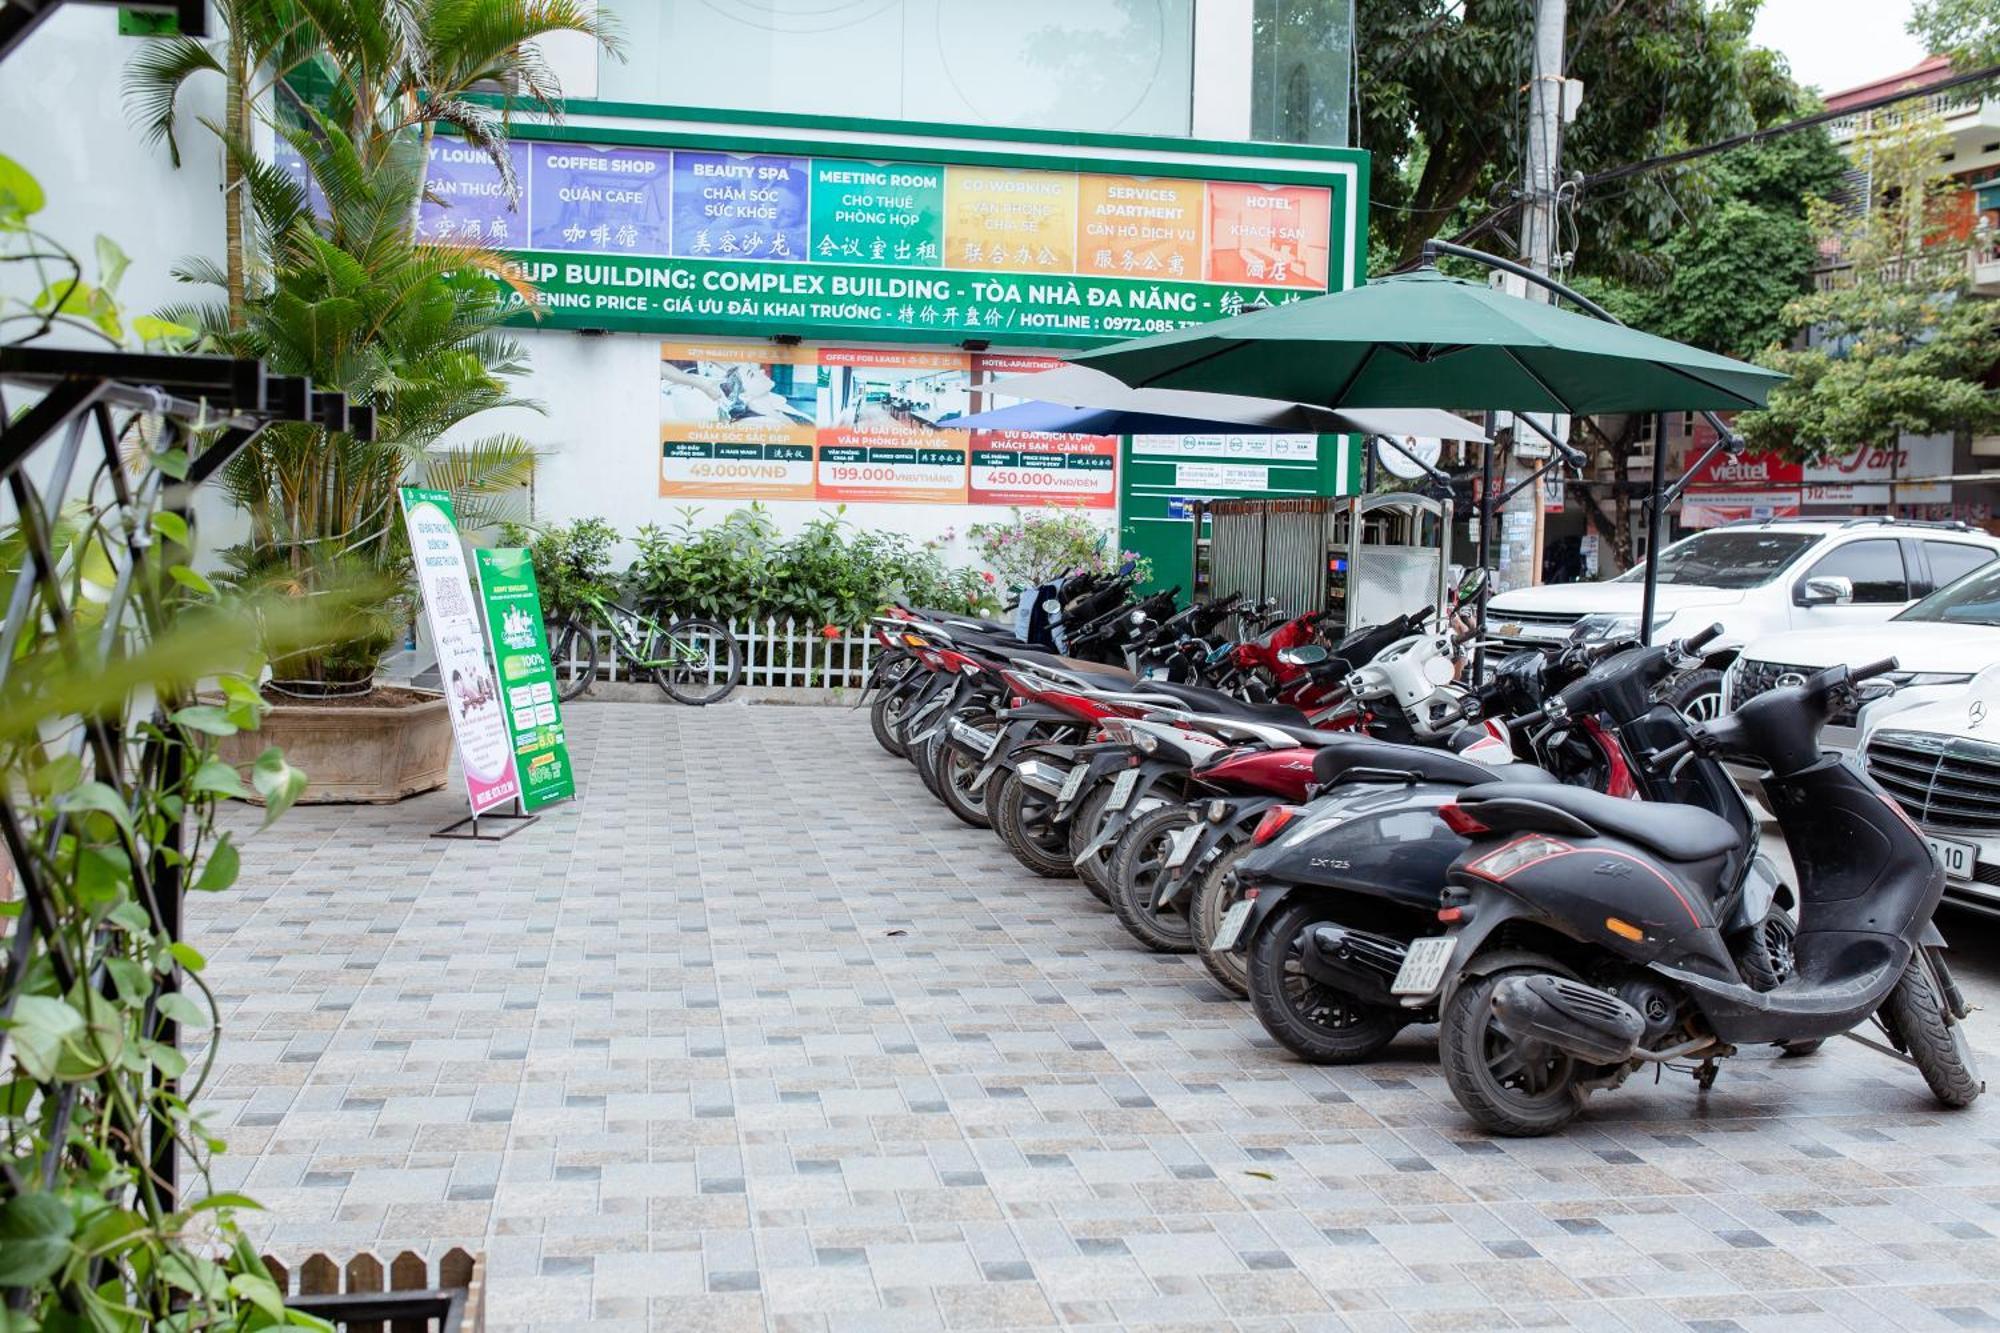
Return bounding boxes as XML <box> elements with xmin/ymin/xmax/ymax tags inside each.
<box><xmin>545</xmin><ymin>589</ymin><xmax>744</xmax><ymax>705</ymax></box>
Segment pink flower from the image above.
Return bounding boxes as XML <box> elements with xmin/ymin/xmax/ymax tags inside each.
<box><xmin>981</xmin><ymin>571</ymin><xmax>996</xmax><ymax>584</ymax></box>
<box><xmin>820</xmin><ymin>624</ymin><xmax>841</xmax><ymax>640</ymax></box>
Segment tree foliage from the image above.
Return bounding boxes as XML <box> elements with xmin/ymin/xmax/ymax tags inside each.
<box><xmin>1911</xmin><ymin>0</ymin><xmax>2000</xmax><ymax>70</ymax></box>
<box><xmin>1741</xmin><ymin>114</ymin><xmax>2000</xmax><ymax>458</ymax></box>
<box><xmin>1359</xmin><ymin>0</ymin><xmax>1787</xmax><ymax>269</ymax></box>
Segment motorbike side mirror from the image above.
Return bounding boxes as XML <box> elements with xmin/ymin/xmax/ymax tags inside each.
<box><xmin>1278</xmin><ymin>644</ymin><xmax>1330</xmax><ymax>666</ymax></box>
<box><xmin>1797</xmin><ymin>574</ymin><xmax>1853</xmax><ymax>607</ymax></box>
<box><xmin>1129</xmin><ymin>610</ymin><xmax>1149</xmax><ymax>626</ymax></box>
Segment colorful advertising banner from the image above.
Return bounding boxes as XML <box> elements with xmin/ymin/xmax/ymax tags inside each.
<box><xmin>659</xmin><ymin>340</ymin><xmax>819</xmax><ymax>499</ymax></box>
<box><xmin>656</xmin><ymin>342</ymin><xmax>1119</xmax><ymax>506</ymax></box>
<box><xmin>817</xmin><ymin>347</ymin><xmax>971</xmax><ymax>503</ymax></box>
<box><xmin>378</xmin><ymin>129</ymin><xmax>1350</xmax><ymax>344</ymax></box>
<box><xmin>966</xmin><ymin>353</ymin><xmax>1116</xmax><ymax>508</ymax></box>
<box><xmin>473</xmin><ymin>548</ymin><xmax>577</xmax><ymax>812</ymax></box>
<box><xmin>399</xmin><ymin>488</ymin><xmax>520</xmax><ymax>816</ymax></box>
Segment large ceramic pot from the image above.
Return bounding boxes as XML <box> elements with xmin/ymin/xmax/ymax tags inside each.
<box><xmin>218</xmin><ymin>689</ymin><xmax>452</xmax><ymax>804</ymax></box>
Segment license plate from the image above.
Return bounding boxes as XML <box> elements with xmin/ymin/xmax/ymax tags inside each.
<box><xmin>1106</xmin><ymin>768</ymin><xmax>1140</xmax><ymax>810</ymax></box>
<box><xmin>1164</xmin><ymin>824</ymin><xmax>1204</xmax><ymax>870</ymax></box>
<box><xmin>1391</xmin><ymin>936</ymin><xmax>1457</xmax><ymax>996</ymax></box>
<box><xmin>1928</xmin><ymin>835</ymin><xmax>1976</xmax><ymax>882</ymax></box>
<box><xmin>952</xmin><ymin>720</ymin><xmax>998</xmax><ymax>757</ymax></box>
<box><xmin>1058</xmin><ymin>763</ymin><xmax>1088</xmax><ymax>804</ymax></box>
<box><xmin>1210</xmin><ymin>899</ymin><xmax>1253</xmax><ymax>953</ymax></box>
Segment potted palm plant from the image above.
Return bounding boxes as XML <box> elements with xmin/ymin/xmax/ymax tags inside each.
<box><xmin>128</xmin><ymin>1</ymin><xmax>619</xmax><ymax>802</ymax></box>
<box><xmin>179</xmin><ymin>122</ymin><xmax>539</xmax><ymax>800</ymax></box>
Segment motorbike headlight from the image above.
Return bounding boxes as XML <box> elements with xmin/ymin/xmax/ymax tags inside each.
<box><xmin>1132</xmin><ymin>730</ymin><xmax>1161</xmax><ymax>756</ymax></box>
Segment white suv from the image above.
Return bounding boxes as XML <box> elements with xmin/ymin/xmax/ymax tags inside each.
<box><xmin>1485</xmin><ymin>518</ymin><xmax>2000</xmax><ymax>717</ymax></box>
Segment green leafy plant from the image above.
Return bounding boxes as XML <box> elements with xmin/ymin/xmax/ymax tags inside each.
<box><xmin>167</xmin><ymin>112</ymin><xmax>540</xmax><ymax>695</ymax></box>
<box><xmin>1</xmin><ymin>157</ymin><xmax>336</xmax><ymax>1330</ymax></box>
<box><xmin>966</xmin><ymin>506</ymin><xmax>1147</xmax><ymax>592</ymax></box>
<box><xmin>507</xmin><ymin>515</ymin><xmax>620</xmax><ymax>620</ymax></box>
<box><xmin>126</xmin><ymin>0</ymin><xmax>623</xmax><ymax>323</ymax></box>
<box><xmin>625</xmin><ymin>506</ymin><xmax>1001</xmax><ymax>628</ymax></box>
<box><xmin>1741</xmin><ymin>111</ymin><xmax>2000</xmax><ymax>459</ymax></box>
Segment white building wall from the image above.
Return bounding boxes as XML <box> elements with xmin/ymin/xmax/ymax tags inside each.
<box><xmin>447</xmin><ymin>328</ymin><xmax>1116</xmax><ymax>571</ymax></box>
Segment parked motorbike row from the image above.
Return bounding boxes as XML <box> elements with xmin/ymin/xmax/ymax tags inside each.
<box><xmin>861</xmin><ymin>576</ymin><xmax>1981</xmax><ymax>1136</ymax></box>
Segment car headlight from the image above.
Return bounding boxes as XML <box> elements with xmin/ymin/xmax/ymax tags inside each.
<box><xmin>1857</xmin><ymin>670</ymin><xmax>1975</xmax><ymax>701</ymax></box>
<box><xmin>1569</xmin><ymin>612</ymin><xmax>1674</xmax><ymax>644</ymax></box>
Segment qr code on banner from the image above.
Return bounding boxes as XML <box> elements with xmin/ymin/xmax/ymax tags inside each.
<box><xmin>431</xmin><ymin>575</ymin><xmax>471</xmax><ymax>621</ymax></box>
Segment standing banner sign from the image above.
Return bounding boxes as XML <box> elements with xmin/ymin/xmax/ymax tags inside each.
<box><xmin>399</xmin><ymin>488</ymin><xmax>520</xmax><ymax>815</ymax></box>
<box><xmin>473</xmin><ymin>548</ymin><xmax>577</xmax><ymax>811</ymax></box>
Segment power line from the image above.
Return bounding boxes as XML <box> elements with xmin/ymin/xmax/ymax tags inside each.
<box><xmin>1582</xmin><ymin>62</ymin><xmax>2000</xmax><ymax>188</ymax></box>
<box><xmin>1398</xmin><ymin>60</ymin><xmax>2000</xmax><ymax>268</ymax></box>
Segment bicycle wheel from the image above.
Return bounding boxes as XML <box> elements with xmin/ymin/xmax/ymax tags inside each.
<box><xmin>547</xmin><ymin>617</ymin><xmax>599</xmax><ymax>702</ymax></box>
<box><xmin>653</xmin><ymin>619</ymin><xmax>744</xmax><ymax>705</ymax></box>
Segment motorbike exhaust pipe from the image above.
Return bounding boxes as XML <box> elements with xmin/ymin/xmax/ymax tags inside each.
<box><xmin>1299</xmin><ymin>925</ymin><xmax>1410</xmax><ymax>1005</ymax></box>
<box><xmin>1489</xmin><ymin>975</ymin><xmax>1646</xmax><ymax>1066</ymax></box>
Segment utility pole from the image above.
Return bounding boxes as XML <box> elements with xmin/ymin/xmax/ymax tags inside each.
<box><xmin>1493</xmin><ymin>0</ymin><xmax>1568</xmax><ymax>592</ymax></box>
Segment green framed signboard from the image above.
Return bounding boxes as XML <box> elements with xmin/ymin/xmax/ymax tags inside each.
<box><xmin>279</xmin><ymin>111</ymin><xmax>1368</xmax><ymax>348</ymax></box>
<box><xmin>473</xmin><ymin>548</ymin><xmax>577</xmax><ymax>811</ymax></box>
<box><xmin>1120</xmin><ymin>434</ymin><xmax>1363</xmax><ymax>596</ymax></box>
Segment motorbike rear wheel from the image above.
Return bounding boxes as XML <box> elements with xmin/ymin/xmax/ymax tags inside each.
<box><xmin>1106</xmin><ymin>805</ymin><xmax>1200</xmax><ymax>954</ymax></box>
<box><xmin>994</xmin><ymin>771</ymin><xmax>1077</xmax><ymax>878</ymax></box>
<box><xmin>929</xmin><ymin>710</ymin><xmax>997</xmax><ymax>829</ymax></box>
<box><xmin>1244</xmin><ymin>899</ymin><xmax>1404</xmax><ymax>1063</ymax></box>
<box><xmin>1439</xmin><ymin>961</ymin><xmax>1589</xmax><ymax>1137</ymax></box>
<box><xmin>1881</xmin><ymin>948</ymin><xmax>1983</xmax><ymax>1109</ymax></box>
<box><xmin>1190</xmin><ymin>842</ymin><xmax>1253</xmax><ymax>997</ymax></box>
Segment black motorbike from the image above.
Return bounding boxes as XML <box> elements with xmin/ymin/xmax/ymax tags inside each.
<box><xmin>1224</xmin><ymin>625</ymin><xmax>1797</xmax><ymax>1066</ymax></box>
<box><xmin>1416</xmin><ymin>656</ymin><xmax>1981</xmax><ymax>1136</ymax></box>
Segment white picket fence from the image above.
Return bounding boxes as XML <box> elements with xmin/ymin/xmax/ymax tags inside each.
<box><xmin>559</xmin><ymin>616</ymin><xmax>884</xmax><ymax>691</ymax></box>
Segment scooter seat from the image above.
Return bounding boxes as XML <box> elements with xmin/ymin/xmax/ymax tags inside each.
<box><xmin>1457</xmin><ymin>783</ymin><xmax>1739</xmax><ymax>863</ymax></box>
<box><xmin>985</xmin><ymin>647</ymin><xmax>1136</xmax><ymax>687</ymax></box>
<box><xmin>1311</xmin><ymin>737</ymin><xmax>1556</xmax><ymax>788</ymax></box>
<box><xmin>1140</xmin><ymin>681</ymin><xmax>1307</xmax><ymax>726</ymax></box>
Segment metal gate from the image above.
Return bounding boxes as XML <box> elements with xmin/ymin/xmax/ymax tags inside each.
<box><xmin>1201</xmin><ymin>497</ymin><xmax>1336</xmax><ymax>618</ymax></box>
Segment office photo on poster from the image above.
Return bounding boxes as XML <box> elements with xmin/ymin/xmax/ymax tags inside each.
<box><xmin>816</xmin><ymin>347</ymin><xmax>971</xmax><ymax>503</ymax></box>
<box><xmin>659</xmin><ymin>340</ymin><xmax>819</xmax><ymax>499</ymax></box>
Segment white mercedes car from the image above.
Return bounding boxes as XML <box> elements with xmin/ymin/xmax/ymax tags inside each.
<box><xmin>1731</xmin><ymin>560</ymin><xmax>2000</xmax><ymax>910</ymax></box>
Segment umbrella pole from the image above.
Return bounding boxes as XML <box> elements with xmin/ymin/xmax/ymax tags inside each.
<box><xmin>1640</xmin><ymin>412</ymin><xmax>1668</xmax><ymax>645</ymax></box>
<box><xmin>1474</xmin><ymin>423</ymin><xmax>1496</xmax><ymax>685</ymax></box>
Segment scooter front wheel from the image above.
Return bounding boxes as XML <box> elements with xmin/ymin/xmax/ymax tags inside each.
<box><xmin>929</xmin><ymin>710</ymin><xmax>997</xmax><ymax>829</ymax></box>
<box><xmin>1190</xmin><ymin>843</ymin><xmax>1253</xmax><ymax>998</ymax></box>
<box><xmin>870</xmin><ymin>689</ymin><xmax>910</xmax><ymax>758</ymax></box>
<box><xmin>1107</xmin><ymin>805</ymin><xmax>1200</xmax><ymax>954</ymax></box>
<box><xmin>994</xmin><ymin>771</ymin><xmax>1077</xmax><ymax>878</ymax></box>
<box><xmin>1439</xmin><ymin>963</ymin><xmax>1589</xmax><ymax>1137</ymax></box>
<box><xmin>1067</xmin><ymin>783</ymin><xmax>1118</xmax><ymax>905</ymax></box>
<box><xmin>1244</xmin><ymin>900</ymin><xmax>1404</xmax><ymax>1063</ymax></box>
<box><xmin>1882</xmin><ymin>949</ymin><xmax>1983</xmax><ymax>1109</ymax></box>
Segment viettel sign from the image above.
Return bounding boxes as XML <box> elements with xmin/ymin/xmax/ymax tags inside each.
<box><xmin>1690</xmin><ymin>450</ymin><xmax>1802</xmax><ymax>488</ymax></box>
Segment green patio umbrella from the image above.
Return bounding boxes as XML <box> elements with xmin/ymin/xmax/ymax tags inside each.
<box><xmin>1069</xmin><ymin>266</ymin><xmax>1786</xmax><ymax>414</ymax></box>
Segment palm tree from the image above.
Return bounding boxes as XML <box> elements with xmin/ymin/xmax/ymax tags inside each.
<box><xmin>125</xmin><ymin>0</ymin><xmax>621</xmax><ymax>322</ymax></box>
<box><xmin>166</xmin><ymin>113</ymin><xmax>544</xmax><ymax>692</ymax></box>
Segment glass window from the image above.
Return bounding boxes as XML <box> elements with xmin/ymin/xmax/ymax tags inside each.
<box><xmin>1251</xmin><ymin>0</ymin><xmax>1354</xmax><ymax>147</ymax></box>
<box><xmin>1924</xmin><ymin>540</ymin><xmax>1997</xmax><ymax>590</ymax></box>
<box><xmin>1900</xmin><ymin>561</ymin><xmax>2000</xmax><ymax>626</ymax></box>
<box><xmin>600</xmin><ymin>0</ymin><xmax>1196</xmax><ymax>137</ymax></box>
<box><xmin>1804</xmin><ymin>539</ymin><xmax>1909</xmax><ymax>604</ymax></box>
<box><xmin>1614</xmin><ymin>531</ymin><xmax>1816</xmax><ymax>589</ymax></box>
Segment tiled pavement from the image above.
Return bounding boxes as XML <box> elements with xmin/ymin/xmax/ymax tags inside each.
<box><xmin>195</xmin><ymin>701</ymin><xmax>2000</xmax><ymax>1332</ymax></box>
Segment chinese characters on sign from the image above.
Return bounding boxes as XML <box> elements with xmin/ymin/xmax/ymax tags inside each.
<box><xmin>298</xmin><ymin>135</ymin><xmax>1342</xmax><ymax>342</ymax></box>
<box><xmin>658</xmin><ymin>342</ymin><xmax>1117</xmax><ymax>507</ymax></box>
